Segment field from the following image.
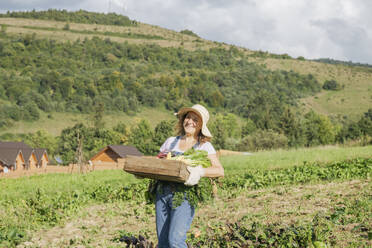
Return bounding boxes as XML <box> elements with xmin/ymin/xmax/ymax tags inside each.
<box><xmin>0</xmin><ymin>145</ymin><xmax>371</xmax><ymax>247</ymax></box>
<box><xmin>0</xmin><ymin>107</ymin><xmax>175</xmax><ymax>136</ymax></box>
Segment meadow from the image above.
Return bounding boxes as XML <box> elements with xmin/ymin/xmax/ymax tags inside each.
<box><xmin>0</xmin><ymin>107</ymin><xmax>175</xmax><ymax>136</ymax></box>
<box><xmin>0</xmin><ymin>145</ymin><xmax>371</xmax><ymax>247</ymax></box>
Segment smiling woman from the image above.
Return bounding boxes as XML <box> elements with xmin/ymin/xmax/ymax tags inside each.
<box><xmin>152</xmin><ymin>104</ymin><xmax>224</xmax><ymax>248</ymax></box>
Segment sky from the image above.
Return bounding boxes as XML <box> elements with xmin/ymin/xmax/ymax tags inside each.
<box><xmin>1</xmin><ymin>0</ymin><xmax>372</xmax><ymax>64</ymax></box>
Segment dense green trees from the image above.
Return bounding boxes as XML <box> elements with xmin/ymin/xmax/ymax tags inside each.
<box><xmin>0</xmin><ymin>9</ymin><xmax>135</xmax><ymax>26</ymax></box>
<box><xmin>0</xmin><ymin>10</ymin><xmax>370</xmax><ymax>154</ymax></box>
<box><xmin>0</xmin><ymin>30</ymin><xmax>321</xmax><ymax>133</ymax></box>
<box><xmin>57</xmin><ymin>123</ymin><xmax>123</xmax><ymax>164</ymax></box>
<box><xmin>0</xmin><ymin>108</ymin><xmax>370</xmax><ymax>162</ymax></box>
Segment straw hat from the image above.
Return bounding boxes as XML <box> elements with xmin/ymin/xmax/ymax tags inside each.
<box><xmin>176</xmin><ymin>104</ymin><xmax>212</xmax><ymax>137</ymax></box>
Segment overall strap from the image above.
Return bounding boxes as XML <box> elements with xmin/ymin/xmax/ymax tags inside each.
<box><xmin>169</xmin><ymin>136</ymin><xmax>181</xmax><ymax>151</ymax></box>
<box><xmin>169</xmin><ymin>136</ymin><xmax>200</xmax><ymax>152</ymax></box>
<box><xmin>192</xmin><ymin>140</ymin><xmax>200</xmax><ymax>149</ymax></box>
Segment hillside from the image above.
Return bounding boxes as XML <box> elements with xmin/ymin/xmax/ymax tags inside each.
<box><xmin>1</xmin><ymin>13</ymin><xmax>371</xmax><ymax>124</ymax></box>
<box><xmin>0</xmin><ymin>10</ymin><xmax>371</xmax><ymax>160</ymax></box>
<box><xmin>250</xmin><ymin>57</ymin><xmax>372</xmax><ymax>121</ymax></box>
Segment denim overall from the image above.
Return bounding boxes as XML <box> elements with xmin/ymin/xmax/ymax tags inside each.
<box><xmin>156</xmin><ymin>136</ymin><xmax>199</xmax><ymax>248</ymax></box>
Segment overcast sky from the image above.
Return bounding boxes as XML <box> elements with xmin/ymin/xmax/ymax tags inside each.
<box><xmin>1</xmin><ymin>0</ymin><xmax>372</xmax><ymax>64</ymax></box>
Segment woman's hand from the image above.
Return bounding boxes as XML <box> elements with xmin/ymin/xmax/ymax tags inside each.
<box><xmin>184</xmin><ymin>165</ymin><xmax>205</xmax><ymax>186</ymax></box>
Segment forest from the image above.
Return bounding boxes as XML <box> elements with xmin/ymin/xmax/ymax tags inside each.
<box><xmin>0</xmin><ymin>10</ymin><xmax>371</xmax><ymax>164</ymax></box>
<box><xmin>0</xmin><ymin>9</ymin><xmax>136</xmax><ymax>26</ymax></box>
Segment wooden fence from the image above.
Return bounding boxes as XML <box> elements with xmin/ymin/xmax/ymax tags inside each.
<box><xmin>0</xmin><ymin>162</ymin><xmax>123</xmax><ymax>179</ymax></box>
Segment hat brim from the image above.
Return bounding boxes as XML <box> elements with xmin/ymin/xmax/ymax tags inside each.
<box><xmin>177</xmin><ymin>108</ymin><xmax>212</xmax><ymax>138</ymax></box>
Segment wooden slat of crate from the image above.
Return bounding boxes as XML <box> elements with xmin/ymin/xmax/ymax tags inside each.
<box><xmin>122</xmin><ymin>156</ymin><xmax>190</xmax><ymax>183</ymax></box>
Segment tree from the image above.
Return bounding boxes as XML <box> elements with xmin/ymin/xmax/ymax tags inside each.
<box><xmin>84</xmin><ymin>128</ymin><xmax>122</xmax><ymax>156</ymax></box>
<box><xmin>237</xmin><ymin>129</ymin><xmax>288</xmax><ymax>151</ymax></box>
<box><xmin>209</xmin><ymin>114</ymin><xmax>228</xmax><ymax>150</ymax></box>
<box><xmin>278</xmin><ymin>107</ymin><xmax>305</xmax><ymax>146</ymax></box>
<box><xmin>358</xmin><ymin>108</ymin><xmax>372</xmax><ymax>137</ymax></box>
<box><xmin>58</xmin><ymin>123</ymin><xmax>89</xmax><ymax>164</ymax></box>
<box><xmin>303</xmin><ymin>111</ymin><xmax>337</xmax><ymax>146</ymax></box>
<box><xmin>23</xmin><ymin>102</ymin><xmax>40</xmax><ymax>121</ymax></box>
<box><xmin>128</xmin><ymin>120</ymin><xmax>157</xmax><ymax>155</ymax></box>
<box><xmin>24</xmin><ymin>130</ymin><xmax>58</xmax><ymax>157</ymax></box>
<box><xmin>93</xmin><ymin>101</ymin><xmax>105</xmax><ymax>129</ymax></box>
<box><xmin>113</xmin><ymin>122</ymin><xmax>129</xmax><ymax>144</ymax></box>
<box><xmin>241</xmin><ymin>118</ymin><xmax>257</xmax><ymax>137</ymax></box>
<box><xmin>153</xmin><ymin>120</ymin><xmax>175</xmax><ymax>147</ymax></box>
<box><xmin>208</xmin><ymin>89</ymin><xmax>224</xmax><ymax>107</ymax></box>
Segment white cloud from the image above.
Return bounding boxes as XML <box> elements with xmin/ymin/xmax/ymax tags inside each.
<box><xmin>0</xmin><ymin>0</ymin><xmax>371</xmax><ymax>63</ymax></box>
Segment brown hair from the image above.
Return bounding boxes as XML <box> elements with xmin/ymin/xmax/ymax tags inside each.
<box><xmin>175</xmin><ymin>112</ymin><xmax>211</xmax><ymax>144</ymax></box>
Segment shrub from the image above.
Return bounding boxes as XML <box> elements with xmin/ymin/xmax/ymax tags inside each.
<box><xmin>62</xmin><ymin>23</ymin><xmax>70</xmax><ymax>31</ymax></box>
<box><xmin>237</xmin><ymin>129</ymin><xmax>288</xmax><ymax>151</ymax></box>
<box><xmin>0</xmin><ymin>24</ymin><xmax>6</xmax><ymax>34</ymax></box>
<box><xmin>322</xmin><ymin>80</ymin><xmax>343</xmax><ymax>91</ymax></box>
<box><xmin>180</xmin><ymin>29</ymin><xmax>199</xmax><ymax>38</ymax></box>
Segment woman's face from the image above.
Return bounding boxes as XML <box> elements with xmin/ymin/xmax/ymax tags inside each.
<box><xmin>183</xmin><ymin>112</ymin><xmax>202</xmax><ymax>136</ymax></box>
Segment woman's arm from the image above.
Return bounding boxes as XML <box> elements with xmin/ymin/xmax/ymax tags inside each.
<box><xmin>204</xmin><ymin>154</ymin><xmax>224</xmax><ymax>178</ymax></box>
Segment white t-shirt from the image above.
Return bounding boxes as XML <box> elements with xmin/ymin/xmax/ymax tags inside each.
<box><xmin>159</xmin><ymin>136</ymin><xmax>216</xmax><ymax>155</ymax></box>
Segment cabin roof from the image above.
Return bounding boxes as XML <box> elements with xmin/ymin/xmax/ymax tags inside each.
<box><xmin>0</xmin><ymin>148</ymin><xmax>24</xmax><ymax>166</ymax></box>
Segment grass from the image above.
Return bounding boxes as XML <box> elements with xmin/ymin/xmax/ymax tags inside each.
<box><xmin>0</xmin><ymin>17</ymin><xmax>216</xmax><ymax>51</ymax></box>
<box><xmin>1</xmin><ymin>145</ymin><xmax>370</xmax><ymax>203</ymax></box>
<box><xmin>0</xmin><ymin>147</ymin><xmax>370</xmax><ymax>247</ymax></box>
<box><xmin>249</xmin><ymin>57</ymin><xmax>372</xmax><ymax>121</ymax></box>
<box><xmin>0</xmin><ymin>107</ymin><xmax>175</xmax><ymax>136</ymax></box>
<box><xmin>220</xmin><ymin>145</ymin><xmax>372</xmax><ymax>172</ymax></box>
<box><xmin>0</xmin><ymin>105</ymin><xmax>245</xmax><ymax>137</ymax></box>
<box><xmin>0</xmin><ymin>170</ymin><xmax>135</xmax><ymax>203</ymax></box>
<box><xmin>14</xmin><ymin>24</ymin><xmax>166</xmax><ymax>40</ymax></box>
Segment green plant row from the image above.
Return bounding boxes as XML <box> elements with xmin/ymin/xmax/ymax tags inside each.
<box><xmin>0</xmin><ymin>158</ymin><xmax>370</xmax><ymax>247</ymax></box>
<box><xmin>188</xmin><ymin>214</ymin><xmax>333</xmax><ymax>248</ymax></box>
<box><xmin>112</xmin><ymin>194</ymin><xmax>371</xmax><ymax>247</ymax></box>
<box><xmin>220</xmin><ymin>158</ymin><xmax>372</xmax><ymax>193</ymax></box>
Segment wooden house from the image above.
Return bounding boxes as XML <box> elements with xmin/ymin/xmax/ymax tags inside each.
<box><xmin>90</xmin><ymin>145</ymin><xmax>143</xmax><ymax>166</ymax></box>
<box><xmin>22</xmin><ymin>149</ymin><xmax>38</xmax><ymax>170</ymax></box>
<box><xmin>0</xmin><ymin>148</ymin><xmax>25</xmax><ymax>172</ymax></box>
<box><xmin>0</xmin><ymin>142</ymin><xmax>49</xmax><ymax>172</ymax></box>
<box><xmin>35</xmin><ymin>149</ymin><xmax>49</xmax><ymax>168</ymax></box>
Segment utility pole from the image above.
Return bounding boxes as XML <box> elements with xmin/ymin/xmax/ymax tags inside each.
<box><xmin>75</xmin><ymin>131</ymin><xmax>84</xmax><ymax>173</ymax></box>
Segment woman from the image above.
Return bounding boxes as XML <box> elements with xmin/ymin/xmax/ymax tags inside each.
<box><xmin>156</xmin><ymin>104</ymin><xmax>224</xmax><ymax>248</ymax></box>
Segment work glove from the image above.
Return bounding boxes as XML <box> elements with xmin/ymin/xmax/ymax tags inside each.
<box><xmin>184</xmin><ymin>165</ymin><xmax>205</xmax><ymax>186</ymax></box>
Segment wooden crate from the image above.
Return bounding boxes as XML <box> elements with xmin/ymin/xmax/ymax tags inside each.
<box><xmin>121</xmin><ymin>156</ymin><xmax>190</xmax><ymax>183</ymax></box>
